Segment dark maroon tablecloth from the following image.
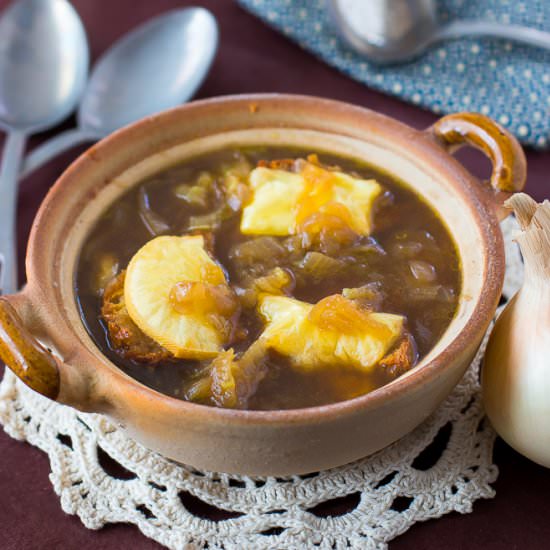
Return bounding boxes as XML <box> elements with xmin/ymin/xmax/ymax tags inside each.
<box><xmin>1</xmin><ymin>1</ymin><xmax>549</xmax><ymax>549</ymax></box>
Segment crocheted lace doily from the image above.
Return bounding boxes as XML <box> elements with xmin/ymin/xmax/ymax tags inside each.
<box><xmin>0</xmin><ymin>217</ymin><xmax>522</xmax><ymax>550</ymax></box>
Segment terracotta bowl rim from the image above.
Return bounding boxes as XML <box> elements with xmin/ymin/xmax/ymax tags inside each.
<box><xmin>27</xmin><ymin>93</ymin><xmax>503</xmax><ymax>423</ymax></box>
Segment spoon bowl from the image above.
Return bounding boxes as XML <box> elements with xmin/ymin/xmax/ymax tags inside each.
<box><xmin>80</xmin><ymin>7</ymin><xmax>218</xmax><ymax>137</ymax></box>
<box><xmin>327</xmin><ymin>0</ymin><xmax>550</xmax><ymax>64</ymax></box>
<box><xmin>21</xmin><ymin>7</ymin><xmax>218</xmax><ymax>177</ymax></box>
<box><xmin>0</xmin><ymin>0</ymin><xmax>88</xmax><ymax>131</ymax></box>
<box><xmin>0</xmin><ymin>0</ymin><xmax>88</xmax><ymax>294</ymax></box>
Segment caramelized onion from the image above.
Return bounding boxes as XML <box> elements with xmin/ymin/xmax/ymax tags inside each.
<box><xmin>298</xmin><ymin>209</ymin><xmax>358</xmax><ymax>255</ymax></box>
<box><xmin>236</xmin><ymin>268</ymin><xmax>295</xmax><ymax>309</ymax></box>
<box><xmin>229</xmin><ymin>237</ymin><xmax>286</xmax><ymax>268</ymax></box>
<box><xmin>183</xmin><ymin>340</ymin><xmax>268</xmax><ymax>409</ymax></box>
<box><xmin>308</xmin><ymin>295</ymin><xmax>393</xmax><ymax>340</ymax></box>
<box><xmin>169</xmin><ymin>281</ymin><xmax>238</xmax><ymax>318</ymax></box>
<box><xmin>299</xmin><ymin>251</ymin><xmax>345</xmax><ymax>281</ymax></box>
<box><xmin>342</xmin><ymin>282</ymin><xmax>384</xmax><ymax>310</ymax></box>
<box><xmin>138</xmin><ymin>187</ymin><xmax>170</xmax><ymax>236</ymax></box>
<box><xmin>409</xmin><ymin>260</ymin><xmax>437</xmax><ymax>283</ymax></box>
<box><xmin>175</xmin><ymin>184</ymin><xmax>210</xmax><ymax>208</ymax></box>
<box><xmin>187</xmin><ymin>210</ymin><xmax>223</xmax><ymax>231</ymax></box>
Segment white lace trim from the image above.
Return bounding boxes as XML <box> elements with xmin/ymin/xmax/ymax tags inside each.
<box><xmin>0</xmin><ymin>217</ymin><xmax>522</xmax><ymax>550</ymax></box>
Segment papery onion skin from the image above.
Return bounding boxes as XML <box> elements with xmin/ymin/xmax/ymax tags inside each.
<box><xmin>482</xmin><ymin>193</ymin><xmax>550</xmax><ymax>468</ymax></box>
<box><xmin>483</xmin><ymin>288</ymin><xmax>550</xmax><ymax>468</ymax></box>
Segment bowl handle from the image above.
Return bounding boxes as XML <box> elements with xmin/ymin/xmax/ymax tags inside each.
<box><xmin>0</xmin><ymin>292</ymin><xmax>109</xmax><ymax>412</ymax></box>
<box><xmin>427</xmin><ymin>113</ymin><xmax>527</xmax><ymax>219</ymax></box>
<box><xmin>0</xmin><ymin>295</ymin><xmax>61</xmax><ymax>400</ymax></box>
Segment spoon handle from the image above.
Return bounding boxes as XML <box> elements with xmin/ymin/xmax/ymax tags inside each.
<box><xmin>0</xmin><ymin>130</ymin><xmax>26</xmax><ymax>295</ymax></box>
<box><xmin>20</xmin><ymin>128</ymin><xmax>97</xmax><ymax>180</ymax></box>
<box><xmin>438</xmin><ymin>21</ymin><xmax>550</xmax><ymax>51</ymax></box>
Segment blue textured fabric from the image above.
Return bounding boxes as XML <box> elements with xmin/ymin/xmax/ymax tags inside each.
<box><xmin>238</xmin><ymin>0</ymin><xmax>550</xmax><ymax>148</ymax></box>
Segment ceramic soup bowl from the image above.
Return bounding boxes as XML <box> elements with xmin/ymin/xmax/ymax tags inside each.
<box><xmin>0</xmin><ymin>95</ymin><xmax>526</xmax><ymax>475</ymax></box>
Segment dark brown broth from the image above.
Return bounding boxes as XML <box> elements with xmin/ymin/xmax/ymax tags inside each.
<box><xmin>75</xmin><ymin>146</ymin><xmax>461</xmax><ymax>409</ymax></box>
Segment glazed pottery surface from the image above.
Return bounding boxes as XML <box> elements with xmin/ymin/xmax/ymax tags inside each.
<box><xmin>0</xmin><ymin>95</ymin><xmax>526</xmax><ymax>475</ymax></box>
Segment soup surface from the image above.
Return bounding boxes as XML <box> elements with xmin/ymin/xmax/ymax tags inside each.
<box><xmin>76</xmin><ymin>147</ymin><xmax>461</xmax><ymax>410</ymax></box>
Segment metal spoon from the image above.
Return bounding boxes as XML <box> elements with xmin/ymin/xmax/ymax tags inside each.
<box><xmin>327</xmin><ymin>0</ymin><xmax>550</xmax><ymax>65</ymax></box>
<box><xmin>21</xmin><ymin>7</ymin><xmax>218</xmax><ymax>179</ymax></box>
<box><xmin>0</xmin><ymin>0</ymin><xmax>88</xmax><ymax>294</ymax></box>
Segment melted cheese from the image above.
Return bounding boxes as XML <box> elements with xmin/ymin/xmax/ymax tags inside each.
<box><xmin>258</xmin><ymin>295</ymin><xmax>404</xmax><ymax>372</ymax></box>
<box><xmin>124</xmin><ymin>235</ymin><xmax>232</xmax><ymax>359</ymax></box>
<box><xmin>241</xmin><ymin>161</ymin><xmax>382</xmax><ymax>237</ymax></box>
